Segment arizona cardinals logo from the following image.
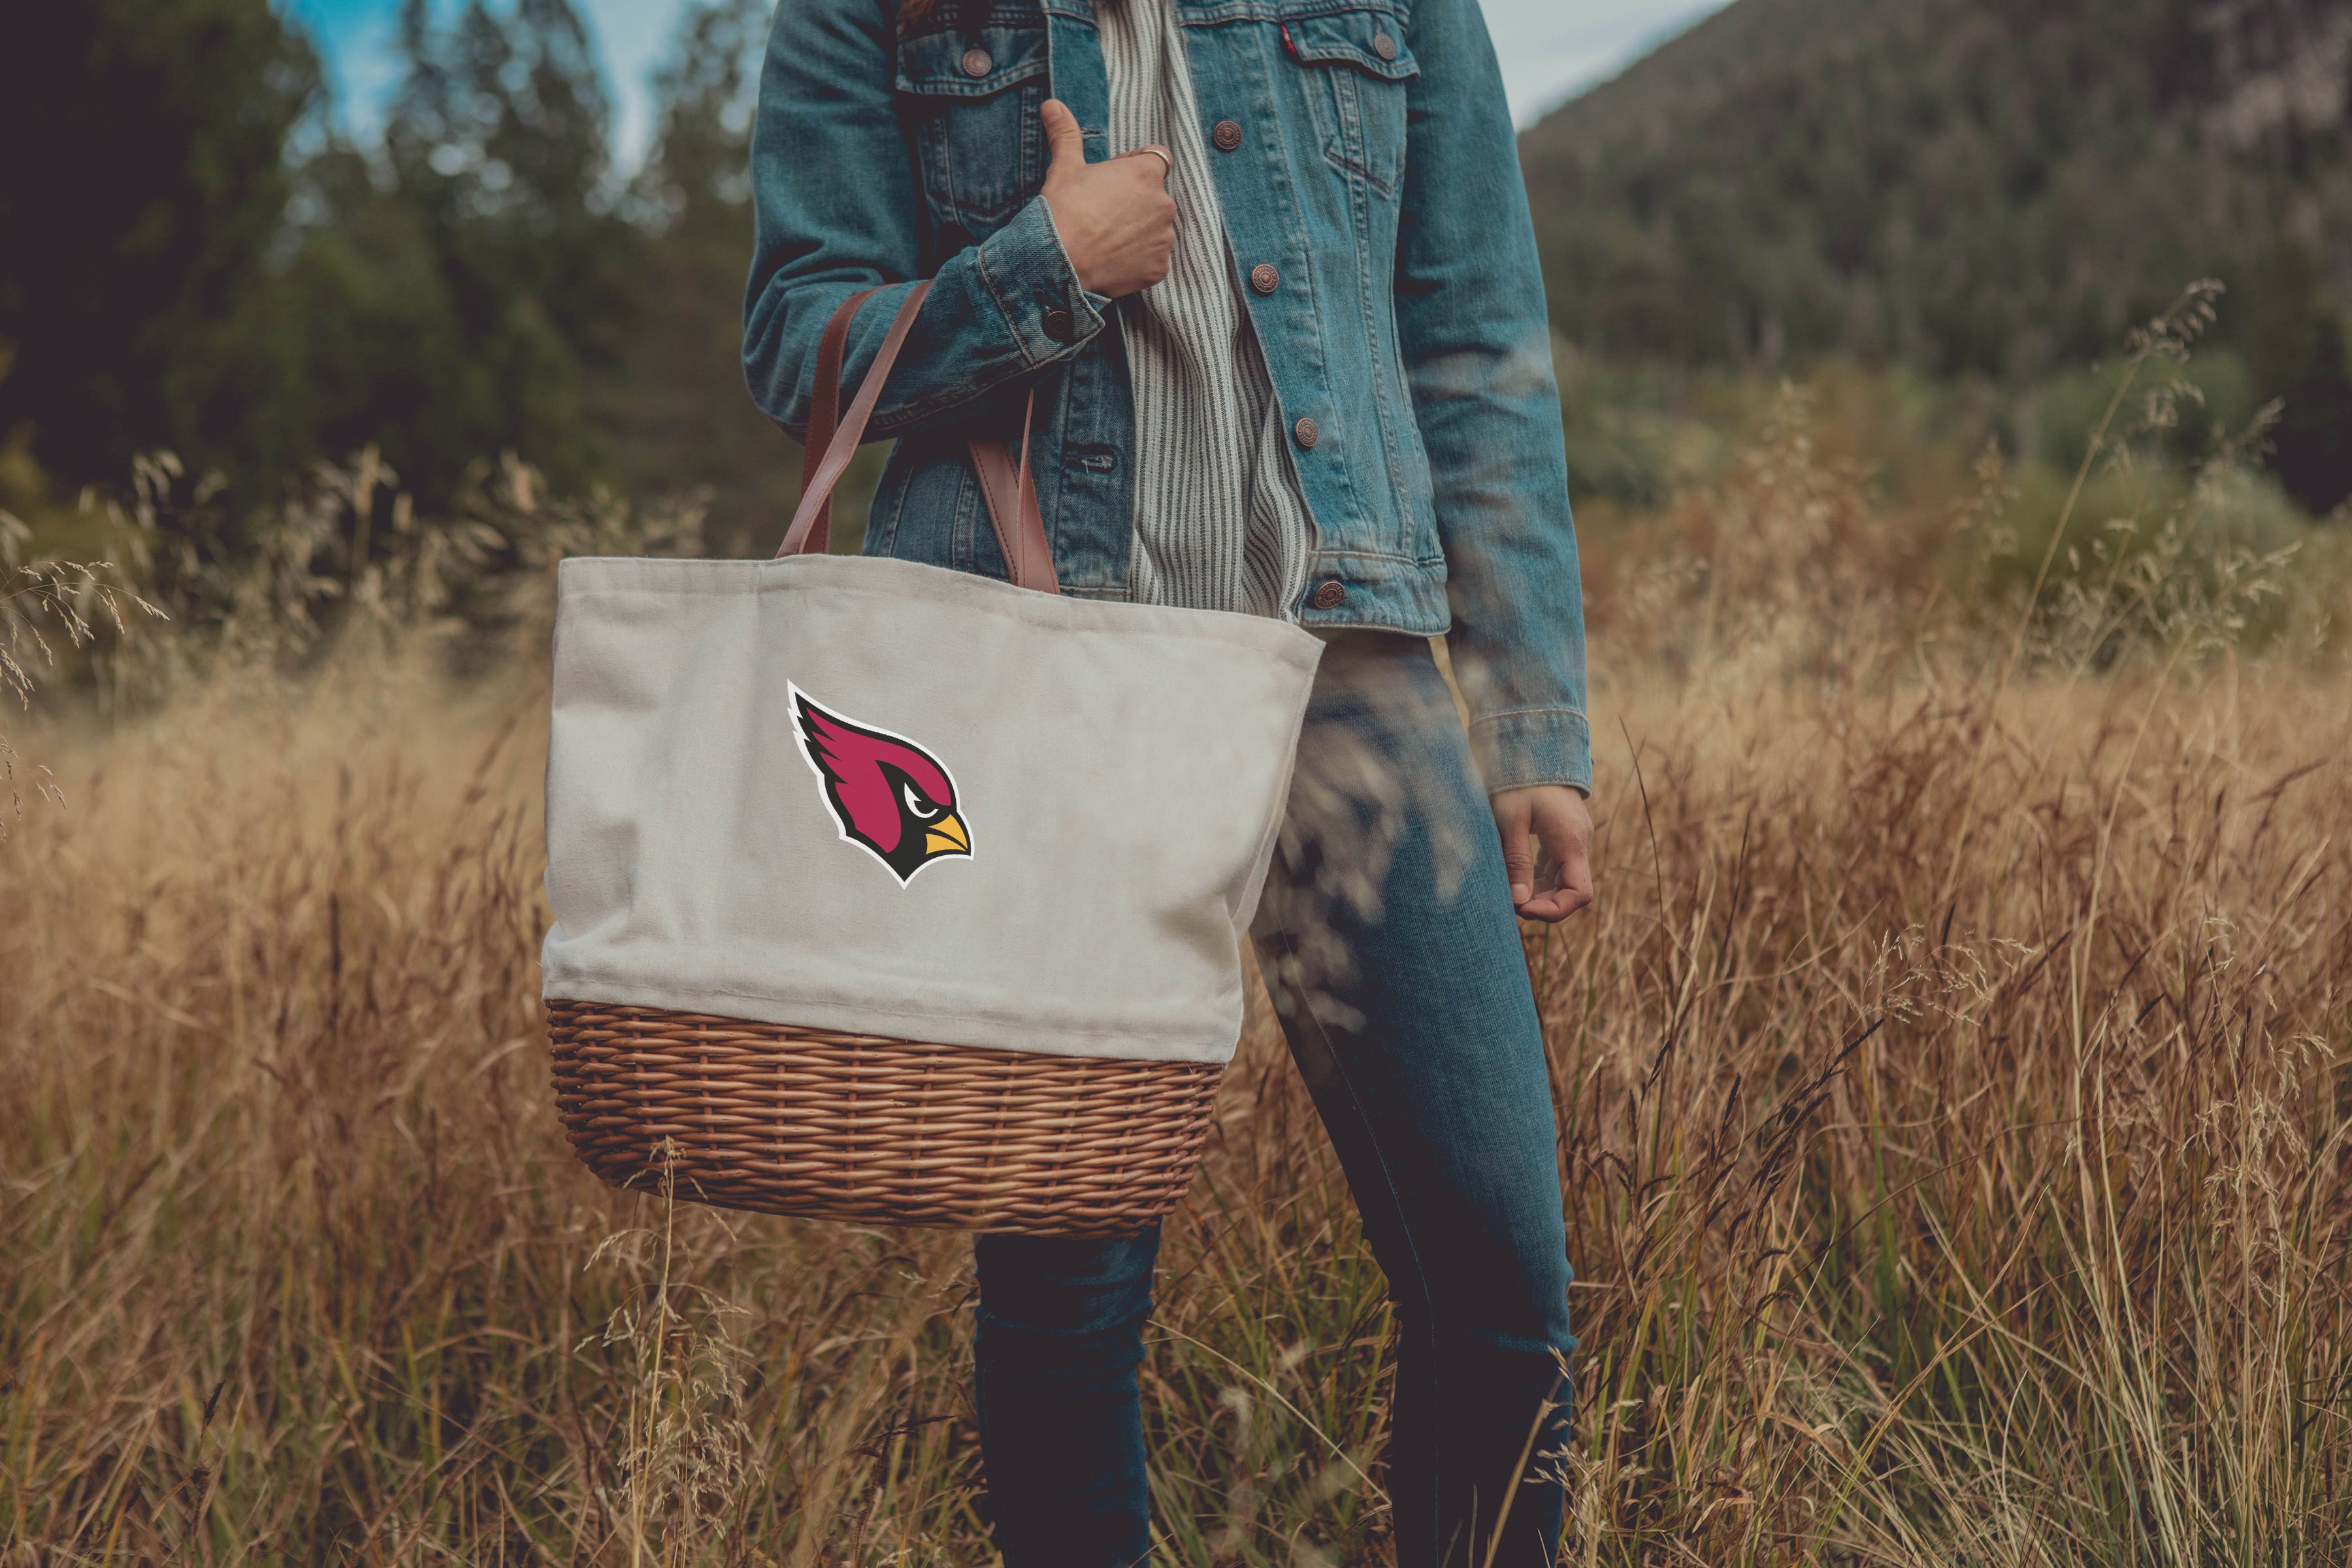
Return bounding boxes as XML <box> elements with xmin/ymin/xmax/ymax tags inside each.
<box><xmin>791</xmin><ymin>684</ymin><xmax>972</xmax><ymax>884</ymax></box>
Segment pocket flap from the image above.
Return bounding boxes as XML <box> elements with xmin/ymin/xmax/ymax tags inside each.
<box><xmin>896</xmin><ymin>25</ymin><xmax>1049</xmax><ymax>98</ymax></box>
<box><xmin>1283</xmin><ymin>11</ymin><xmax>1419</xmax><ymax>82</ymax></box>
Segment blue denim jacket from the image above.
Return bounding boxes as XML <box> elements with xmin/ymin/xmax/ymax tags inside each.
<box><xmin>745</xmin><ymin>0</ymin><xmax>1590</xmax><ymax>793</ymax></box>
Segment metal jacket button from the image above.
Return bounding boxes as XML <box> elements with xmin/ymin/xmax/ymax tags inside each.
<box><xmin>960</xmin><ymin>47</ymin><xmax>992</xmax><ymax>77</ymax></box>
<box><xmin>1212</xmin><ymin>119</ymin><xmax>1243</xmax><ymax>152</ymax></box>
<box><xmin>1041</xmin><ymin>307</ymin><xmax>1075</xmax><ymax>342</ymax></box>
<box><xmin>1371</xmin><ymin>31</ymin><xmax>1397</xmax><ymax>60</ymax></box>
<box><xmin>1293</xmin><ymin>416</ymin><xmax>1319</xmax><ymax>449</ymax></box>
<box><xmin>1249</xmin><ymin>263</ymin><xmax>1281</xmax><ymax>295</ymax></box>
<box><xmin>1311</xmin><ymin>580</ymin><xmax>1347</xmax><ymax>610</ymax></box>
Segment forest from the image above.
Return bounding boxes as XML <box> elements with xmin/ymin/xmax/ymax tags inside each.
<box><xmin>2</xmin><ymin>0</ymin><xmax>791</xmax><ymax>557</ymax></box>
<box><xmin>1521</xmin><ymin>0</ymin><xmax>2352</xmax><ymax>517</ymax></box>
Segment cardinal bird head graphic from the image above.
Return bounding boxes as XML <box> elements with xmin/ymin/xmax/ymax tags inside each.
<box><xmin>791</xmin><ymin>684</ymin><xmax>971</xmax><ymax>883</ymax></box>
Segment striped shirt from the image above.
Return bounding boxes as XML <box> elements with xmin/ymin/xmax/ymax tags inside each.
<box><xmin>1093</xmin><ymin>0</ymin><xmax>1315</xmax><ymax>619</ymax></box>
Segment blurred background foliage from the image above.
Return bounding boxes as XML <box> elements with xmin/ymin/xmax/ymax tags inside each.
<box><xmin>1524</xmin><ymin>0</ymin><xmax>2352</xmax><ymax>518</ymax></box>
<box><xmin>0</xmin><ymin>0</ymin><xmax>2346</xmax><ymax>585</ymax></box>
<box><xmin>1</xmin><ymin>0</ymin><xmax>798</xmax><ymax>563</ymax></box>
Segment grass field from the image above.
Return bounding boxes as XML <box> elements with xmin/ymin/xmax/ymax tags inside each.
<box><xmin>4</xmin><ymin>364</ymin><xmax>2350</xmax><ymax>1563</ymax></box>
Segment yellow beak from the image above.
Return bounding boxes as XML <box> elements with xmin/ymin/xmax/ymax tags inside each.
<box><xmin>923</xmin><ymin>811</ymin><xmax>970</xmax><ymax>858</ymax></box>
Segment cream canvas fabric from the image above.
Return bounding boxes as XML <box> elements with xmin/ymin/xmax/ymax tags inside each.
<box><xmin>541</xmin><ymin>551</ymin><xmax>1322</xmax><ymax>1064</ymax></box>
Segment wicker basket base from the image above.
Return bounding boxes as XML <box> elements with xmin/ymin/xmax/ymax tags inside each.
<box><xmin>546</xmin><ymin>1001</ymin><xmax>1224</xmax><ymax>1237</ymax></box>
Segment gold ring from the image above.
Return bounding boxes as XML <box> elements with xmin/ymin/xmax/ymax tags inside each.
<box><xmin>1135</xmin><ymin>146</ymin><xmax>1173</xmax><ymax>176</ymax></box>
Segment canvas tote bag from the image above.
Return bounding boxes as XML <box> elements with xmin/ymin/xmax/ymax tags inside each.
<box><xmin>542</xmin><ymin>282</ymin><xmax>1324</xmax><ymax>1235</ymax></box>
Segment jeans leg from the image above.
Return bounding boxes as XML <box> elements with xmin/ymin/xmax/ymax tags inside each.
<box><xmin>1254</xmin><ymin>634</ymin><xmax>1576</xmax><ymax>1568</ymax></box>
<box><xmin>973</xmin><ymin>1226</ymin><xmax>1162</xmax><ymax>1568</ymax></box>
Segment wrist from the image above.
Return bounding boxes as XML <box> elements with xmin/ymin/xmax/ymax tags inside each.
<box><xmin>981</xmin><ymin>197</ymin><xmax>1106</xmax><ymax>363</ymax></box>
<box><xmin>1038</xmin><ymin>193</ymin><xmax>1099</xmax><ymax>295</ymax></box>
<box><xmin>1492</xmin><ymin>781</ymin><xmax>1589</xmax><ymax>804</ymax></box>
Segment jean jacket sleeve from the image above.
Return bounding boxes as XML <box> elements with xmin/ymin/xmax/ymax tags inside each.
<box><xmin>743</xmin><ymin>0</ymin><xmax>1103</xmax><ymax>440</ymax></box>
<box><xmin>1395</xmin><ymin>0</ymin><xmax>1593</xmax><ymax>796</ymax></box>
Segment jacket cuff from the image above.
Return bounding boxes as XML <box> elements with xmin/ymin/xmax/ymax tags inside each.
<box><xmin>974</xmin><ymin>197</ymin><xmax>1108</xmax><ymax>367</ymax></box>
<box><xmin>1469</xmin><ymin>708</ymin><xmax>1593</xmax><ymax>797</ymax></box>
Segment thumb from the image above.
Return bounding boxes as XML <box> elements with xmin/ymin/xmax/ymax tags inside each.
<box><xmin>1041</xmin><ymin>99</ymin><xmax>1088</xmax><ymax>172</ymax></box>
<box><xmin>1495</xmin><ymin>796</ymin><xmax>1536</xmax><ymax>907</ymax></box>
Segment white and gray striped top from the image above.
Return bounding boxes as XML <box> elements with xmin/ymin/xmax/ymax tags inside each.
<box><xmin>1092</xmin><ymin>0</ymin><xmax>1315</xmax><ymax>619</ymax></box>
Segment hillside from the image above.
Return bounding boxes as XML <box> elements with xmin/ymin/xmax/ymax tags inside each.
<box><xmin>1520</xmin><ymin>0</ymin><xmax>2352</xmax><ymax>378</ymax></box>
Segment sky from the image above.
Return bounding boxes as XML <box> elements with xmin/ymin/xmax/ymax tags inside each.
<box><xmin>284</xmin><ymin>0</ymin><xmax>1733</xmax><ymax>160</ymax></box>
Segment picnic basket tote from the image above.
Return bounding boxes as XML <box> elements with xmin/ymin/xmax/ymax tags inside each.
<box><xmin>540</xmin><ymin>283</ymin><xmax>1322</xmax><ymax>1237</ymax></box>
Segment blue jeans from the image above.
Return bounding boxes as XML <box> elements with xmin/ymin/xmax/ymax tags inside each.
<box><xmin>974</xmin><ymin>634</ymin><xmax>1576</xmax><ymax>1567</ymax></box>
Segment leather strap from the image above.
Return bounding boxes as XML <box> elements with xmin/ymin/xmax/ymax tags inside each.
<box><xmin>794</xmin><ymin>285</ymin><xmax>883</xmax><ymax>557</ymax></box>
<box><xmin>779</xmin><ymin>283</ymin><xmax>1062</xmax><ymax>596</ymax></box>
<box><xmin>966</xmin><ymin>393</ymin><xmax>1058</xmax><ymax>595</ymax></box>
<box><xmin>778</xmin><ymin>282</ymin><xmax>932</xmax><ymax>558</ymax></box>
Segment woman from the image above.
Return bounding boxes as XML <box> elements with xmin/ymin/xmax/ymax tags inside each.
<box><xmin>744</xmin><ymin>0</ymin><xmax>1593</xmax><ymax>1561</ymax></box>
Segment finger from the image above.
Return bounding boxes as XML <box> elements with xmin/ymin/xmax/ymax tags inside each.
<box><xmin>1123</xmin><ymin>144</ymin><xmax>1173</xmax><ymax>184</ymax></box>
<box><xmin>1494</xmin><ymin>795</ymin><xmax>1536</xmax><ymax>907</ymax></box>
<box><xmin>1040</xmin><ymin>99</ymin><xmax>1089</xmax><ymax>171</ymax></box>
<box><xmin>1516</xmin><ymin>887</ymin><xmax>1587</xmax><ymax>923</ymax></box>
<box><xmin>1518</xmin><ymin>852</ymin><xmax>1589</xmax><ymax>920</ymax></box>
<box><xmin>1530</xmin><ymin>804</ymin><xmax>1595</xmax><ymax>921</ymax></box>
<box><xmin>1522</xmin><ymin>853</ymin><xmax>1593</xmax><ymax>921</ymax></box>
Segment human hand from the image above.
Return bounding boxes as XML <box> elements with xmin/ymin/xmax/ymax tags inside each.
<box><xmin>1039</xmin><ymin>98</ymin><xmax>1175</xmax><ymax>298</ymax></box>
<box><xmin>1490</xmin><ymin>785</ymin><xmax>1595</xmax><ymax>923</ymax></box>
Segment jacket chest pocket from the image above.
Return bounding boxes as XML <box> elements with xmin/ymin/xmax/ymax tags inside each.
<box><xmin>896</xmin><ymin>24</ymin><xmax>1050</xmax><ymax>247</ymax></box>
<box><xmin>1284</xmin><ymin>7</ymin><xmax>1418</xmax><ymax>197</ymax></box>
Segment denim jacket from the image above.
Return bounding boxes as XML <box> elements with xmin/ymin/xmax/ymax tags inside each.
<box><xmin>745</xmin><ymin>0</ymin><xmax>1591</xmax><ymax>793</ymax></box>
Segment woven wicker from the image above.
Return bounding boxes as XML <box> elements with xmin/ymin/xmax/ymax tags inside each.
<box><xmin>546</xmin><ymin>1000</ymin><xmax>1223</xmax><ymax>1237</ymax></box>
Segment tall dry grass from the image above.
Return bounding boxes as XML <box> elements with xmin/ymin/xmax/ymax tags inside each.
<box><xmin>4</xmin><ymin>301</ymin><xmax>2349</xmax><ymax>1564</ymax></box>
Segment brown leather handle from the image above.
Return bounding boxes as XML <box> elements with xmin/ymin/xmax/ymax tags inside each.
<box><xmin>793</xmin><ymin>285</ymin><xmax>883</xmax><ymax>557</ymax></box>
<box><xmin>779</xmin><ymin>283</ymin><xmax>1060</xmax><ymax>595</ymax></box>
<box><xmin>966</xmin><ymin>394</ymin><xmax>1058</xmax><ymax>595</ymax></box>
<box><xmin>779</xmin><ymin>282</ymin><xmax>931</xmax><ymax>559</ymax></box>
